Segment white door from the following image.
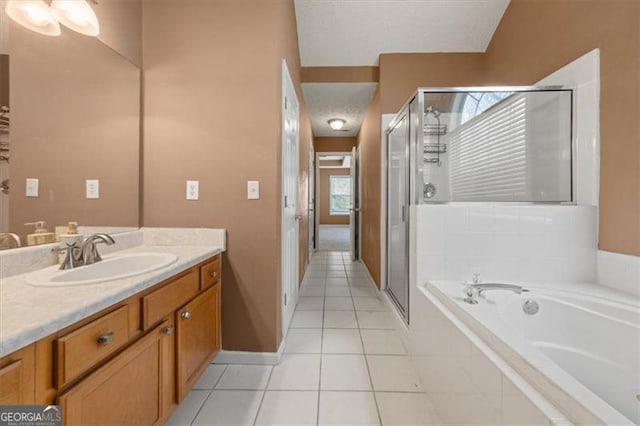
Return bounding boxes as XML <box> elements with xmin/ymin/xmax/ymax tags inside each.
<box><xmin>281</xmin><ymin>60</ymin><xmax>299</xmax><ymax>335</ymax></box>
<box><xmin>349</xmin><ymin>147</ymin><xmax>359</xmax><ymax>261</ymax></box>
<box><xmin>308</xmin><ymin>139</ymin><xmax>315</xmax><ymax>259</ymax></box>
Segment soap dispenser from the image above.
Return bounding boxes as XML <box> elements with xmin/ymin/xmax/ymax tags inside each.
<box><xmin>24</xmin><ymin>221</ymin><xmax>56</xmax><ymax>246</ymax></box>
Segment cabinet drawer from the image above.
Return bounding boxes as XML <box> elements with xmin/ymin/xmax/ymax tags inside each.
<box><xmin>200</xmin><ymin>256</ymin><xmax>221</xmax><ymax>290</ymax></box>
<box><xmin>55</xmin><ymin>305</ymin><xmax>130</xmax><ymax>387</ymax></box>
<box><xmin>142</xmin><ymin>270</ymin><xmax>199</xmax><ymax>329</ymax></box>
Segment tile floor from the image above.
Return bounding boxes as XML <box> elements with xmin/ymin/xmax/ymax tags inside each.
<box><xmin>317</xmin><ymin>226</ymin><xmax>350</xmax><ymax>252</ymax></box>
<box><xmin>168</xmin><ymin>251</ymin><xmax>439</xmax><ymax>425</ymax></box>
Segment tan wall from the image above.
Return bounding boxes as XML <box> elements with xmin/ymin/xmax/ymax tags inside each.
<box><xmin>94</xmin><ymin>0</ymin><xmax>143</xmax><ymax>66</ymax></box>
<box><xmin>483</xmin><ymin>0</ymin><xmax>639</xmax><ymax>256</ymax></box>
<box><xmin>314</xmin><ymin>137</ymin><xmax>357</xmax><ymax>153</ymax></box>
<box><xmin>357</xmin><ymin>87</ymin><xmax>381</xmax><ymax>288</ymax></box>
<box><xmin>319</xmin><ymin>168</ymin><xmax>350</xmax><ymax>225</ymax></box>
<box><xmin>143</xmin><ymin>0</ymin><xmax>309</xmax><ymax>353</ymax></box>
<box><xmin>379</xmin><ymin>53</ymin><xmax>485</xmax><ymax>113</ymax></box>
<box><xmin>9</xmin><ymin>18</ymin><xmax>140</xmax><ymax>243</ymax></box>
<box><xmin>301</xmin><ymin>66</ymin><xmax>378</xmax><ymax>83</ymax></box>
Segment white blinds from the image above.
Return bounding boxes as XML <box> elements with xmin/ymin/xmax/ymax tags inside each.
<box><xmin>449</xmin><ymin>95</ymin><xmax>527</xmax><ymax>201</ymax></box>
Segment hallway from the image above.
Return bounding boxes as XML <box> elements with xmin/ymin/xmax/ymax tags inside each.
<box><xmin>168</xmin><ymin>252</ymin><xmax>438</xmax><ymax>425</ymax></box>
<box><xmin>317</xmin><ymin>225</ymin><xmax>350</xmax><ymax>252</ymax></box>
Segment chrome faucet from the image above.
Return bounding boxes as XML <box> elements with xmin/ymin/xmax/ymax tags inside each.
<box><xmin>55</xmin><ymin>233</ymin><xmax>115</xmax><ymax>269</ymax></box>
<box><xmin>81</xmin><ymin>233</ymin><xmax>115</xmax><ymax>265</ymax></box>
<box><xmin>464</xmin><ymin>274</ymin><xmax>528</xmax><ymax>304</ymax></box>
<box><xmin>57</xmin><ymin>240</ymin><xmax>83</xmax><ymax>270</ymax></box>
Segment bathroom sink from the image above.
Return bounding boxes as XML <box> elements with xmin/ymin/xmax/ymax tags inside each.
<box><xmin>26</xmin><ymin>252</ymin><xmax>178</xmax><ymax>286</ymax></box>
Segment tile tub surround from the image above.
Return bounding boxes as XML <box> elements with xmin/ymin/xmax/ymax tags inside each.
<box><xmin>409</xmin><ymin>283</ymin><xmax>572</xmax><ymax>425</ymax></box>
<box><xmin>417</xmin><ymin>280</ymin><xmax>639</xmax><ymax>425</ymax></box>
<box><xmin>597</xmin><ymin>250</ymin><xmax>640</xmax><ymax>297</ymax></box>
<box><xmin>414</xmin><ymin>204</ymin><xmax>598</xmax><ymax>285</ymax></box>
<box><xmin>0</xmin><ymin>227</ymin><xmax>225</xmax><ymax>357</ymax></box>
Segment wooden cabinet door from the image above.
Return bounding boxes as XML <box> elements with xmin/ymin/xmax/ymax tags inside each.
<box><xmin>176</xmin><ymin>284</ymin><xmax>220</xmax><ymax>400</ymax></box>
<box><xmin>58</xmin><ymin>322</ymin><xmax>171</xmax><ymax>426</ymax></box>
<box><xmin>0</xmin><ymin>345</ymin><xmax>35</xmax><ymax>405</ymax></box>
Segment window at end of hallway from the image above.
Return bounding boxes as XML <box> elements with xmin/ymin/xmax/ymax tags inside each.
<box><xmin>329</xmin><ymin>175</ymin><xmax>351</xmax><ymax>216</ymax></box>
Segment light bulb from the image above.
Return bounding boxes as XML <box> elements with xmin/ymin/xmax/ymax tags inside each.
<box><xmin>51</xmin><ymin>0</ymin><xmax>99</xmax><ymax>36</ymax></box>
<box><xmin>5</xmin><ymin>0</ymin><xmax>61</xmax><ymax>36</ymax></box>
<box><xmin>328</xmin><ymin>119</ymin><xmax>345</xmax><ymax>130</ymax></box>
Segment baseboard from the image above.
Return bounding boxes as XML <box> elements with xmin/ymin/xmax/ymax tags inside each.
<box><xmin>213</xmin><ymin>339</ymin><xmax>285</xmax><ymax>365</ymax></box>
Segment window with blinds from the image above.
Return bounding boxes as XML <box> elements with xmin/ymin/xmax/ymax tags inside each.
<box><xmin>449</xmin><ymin>94</ymin><xmax>528</xmax><ymax>201</ymax></box>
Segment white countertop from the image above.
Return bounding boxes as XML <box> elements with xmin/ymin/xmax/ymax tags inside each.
<box><xmin>0</xmin><ymin>244</ymin><xmax>222</xmax><ymax>357</ymax></box>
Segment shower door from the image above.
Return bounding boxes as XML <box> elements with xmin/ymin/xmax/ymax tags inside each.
<box><xmin>386</xmin><ymin>106</ymin><xmax>410</xmax><ymax>321</ymax></box>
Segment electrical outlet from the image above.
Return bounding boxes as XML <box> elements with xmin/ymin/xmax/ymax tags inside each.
<box><xmin>186</xmin><ymin>180</ymin><xmax>199</xmax><ymax>200</ymax></box>
<box><xmin>247</xmin><ymin>180</ymin><xmax>260</xmax><ymax>200</ymax></box>
<box><xmin>86</xmin><ymin>179</ymin><xmax>99</xmax><ymax>199</ymax></box>
<box><xmin>26</xmin><ymin>178</ymin><xmax>39</xmax><ymax>197</ymax></box>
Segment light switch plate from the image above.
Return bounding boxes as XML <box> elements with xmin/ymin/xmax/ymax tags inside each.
<box><xmin>247</xmin><ymin>180</ymin><xmax>260</xmax><ymax>200</ymax></box>
<box><xmin>86</xmin><ymin>179</ymin><xmax>99</xmax><ymax>199</ymax></box>
<box><xmin>186</xmin><ymin>180</ymin><xmax>199</xmax><ymax>200</ymax></box>
<box><xmin>26</xmin><ymin>178</ymin><xmax>39</xmax><ymax>197</ymax></box>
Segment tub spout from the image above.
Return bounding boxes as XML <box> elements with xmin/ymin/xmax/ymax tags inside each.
<box><xmin>464</xmin><ymin>283</ymin><xmax>528</xmax><ymax>304</ymax></box>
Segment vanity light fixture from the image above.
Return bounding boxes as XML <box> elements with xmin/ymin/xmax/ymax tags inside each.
<box><xmin>5</xmin><ymin>0</ymin><xmax>99</xmax><ymax>37</ymax></box>
<box><xmin>50</xmin><ymin>0</ymin><xmax>100</xmax><ymax>37</ymax></box>
<box><xmin>5</xmin><ymin>0</ymin><xmax>61</xmax><ymax>36</ymax></box>
<box><xmin>328</xmin><ymin>118</ymin><xmax>346</xmax><ymax>130</ymax></box>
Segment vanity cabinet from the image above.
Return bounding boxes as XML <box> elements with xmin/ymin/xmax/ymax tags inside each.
<box><xmin>57</xmin><ymin>321</ymin><xmax>172</xmax><ymax>425</ymax></box>
<box><xmin>0</xmin><ymin>253</ymin><xmax>222</xmax><ymax>425</ymax></box>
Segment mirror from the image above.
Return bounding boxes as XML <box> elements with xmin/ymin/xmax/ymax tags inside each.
<box><xmin>414</xmin><ymin>89</ymin><xmax>573</xmax><ymax>203</ymax></box>
<box><xmin>0</xmin><ymin>2</ymin><xmax>141</xmax><ymax>250</ymax></box>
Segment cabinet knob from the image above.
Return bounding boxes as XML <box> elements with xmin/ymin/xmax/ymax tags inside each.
<box><xmin>181</xmin><ymin>311</ymin><xmax>191</xmax><ymax>320</ymax></box>
<box><xmin>97</xmin><ymin>332</ymin><xmax>114</xmax><ymax>346</ymax></box>
<box><xmin>209</xmin><ymin>270</ymin><xmax>217</xmax><ymax>278</ymax></box>
<box><xmin>163</xmin><ymin>325</ymin><xmax>175</xmax><ymax>335</ymax></box>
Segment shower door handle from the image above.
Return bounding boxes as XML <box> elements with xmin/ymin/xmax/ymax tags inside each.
<box><xmin>401</xmin><ymin>205</ymin><xmax>406</xmax><ymax>222</ymax></box>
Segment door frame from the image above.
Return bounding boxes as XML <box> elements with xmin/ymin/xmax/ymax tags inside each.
<box><xmin>315</xmin><ymin>151</ymin><xmax>355</xmax><ymax>253</ymax></box>
<box><xmin>308</xmin><ymin>137</ymin><xmax>315</xmax><ymax>260</ymax></box>
<box><xmin>280</xmin><ymin>60</ymin><xmax>299</xmax><ymax>336</ymax></box>
<box><xmin>385</xmin><ymin>106</ymin><xmax>411</xmax><ymax>323</ymax></box>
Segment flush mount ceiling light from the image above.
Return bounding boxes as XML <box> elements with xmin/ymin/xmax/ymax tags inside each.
<box><xmin>50</xmin><ymin>0</ymin><xmax>99</xmax><ymax>36</ymax></box>
<box><xmin>328</xmin><ymin>118</ymin><xmax>346</xmax><ymax>130</ymax></box>
<box><xmin>5</xmin><ymin>0</ymin><xmax>61</xmax><ymax>36</ymax></box>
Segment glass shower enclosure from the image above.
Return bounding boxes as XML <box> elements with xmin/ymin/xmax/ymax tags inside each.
<box><xmin>385</xmin><ymin>87</ymin><xmax>574</xmax><ymax>323</ymax></box>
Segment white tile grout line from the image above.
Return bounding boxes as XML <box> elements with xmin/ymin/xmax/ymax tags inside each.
<box><xmin>251</xmin><ymin>365</ymin><xmax>275</xmax><ymax>425</ymax></box>
<box><xmin>188</xmin><ymin>364</ymin><xmax>229</xmax><ymax>425</ymax></box>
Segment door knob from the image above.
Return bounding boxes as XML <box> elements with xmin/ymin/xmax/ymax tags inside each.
<box><xmin>163</xmin><ymin>325</ymin><xmax>175</xmax><ymax>335</ymax></box>
<box><xmin>181</xmin><ymin>311</ymin><xmax>191</xmax><ymax>320</ymax></box>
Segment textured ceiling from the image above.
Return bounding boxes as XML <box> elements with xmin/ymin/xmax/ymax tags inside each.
<box><xmin>302</xmin><ymin>83</ymin><xmax>378</xmax><ymax>137</ymax></box>
<box><xmin>294</xmin><ymin>0</ymin><xmax>510</xmax><ymax>66</ymax></box>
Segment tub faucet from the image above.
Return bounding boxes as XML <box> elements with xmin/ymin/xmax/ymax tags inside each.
<box><xmin>81</xmin><ymin>233</ymin><xmax>116</xmax><ymax>265</ymax></box>
<box><xmin>464</xmin><ymin>283</ymin><xmax>529</xmax><ymax>304</ymax></box>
